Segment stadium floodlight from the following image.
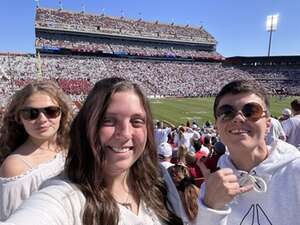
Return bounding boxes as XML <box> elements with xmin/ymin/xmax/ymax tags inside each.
<box><xmin>34</xmin><ymin>0</ymin><xmax>40</xmax><ymax>7</ymax></box>
<box><xmin>266</xmin><ymin>14</ymin><xmax>279</xmax><ymax>56</ymax></box>
<box><xmin>59</xmin><ymin>0</ymin><xmax>63</xmax><ymax>10</ymax></box>
<box><xmin>81</xmin><ymin>4</ymin><xmax>85</xmax><ymax>13</ymax></box>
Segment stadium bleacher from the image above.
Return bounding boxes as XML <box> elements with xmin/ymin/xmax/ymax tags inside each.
<box><xmin>0</xmin><ymin>7</ymin><xmax>299</xmax><ymax>107</ymax></box>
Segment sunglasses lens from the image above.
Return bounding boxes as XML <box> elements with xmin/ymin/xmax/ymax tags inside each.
<box><xmin>20</xmin><ymin>108</ymin><xmax>39</xmax><ymax>120</ymax></box>
<box><xmin>242</xmin><ymin>103</ymin><xmax>263</xmax><ymax>121</ymax></box>
<box><xmin>216</xmin><ymin>103</ymin><xmax>265</xmax><ymax>122</ymax></box>
<box><xmin>20</xmin><ymin>106</ymin><xmax>61</xmax><ymax>120</ymax></box>
<box><xmin>44</xmin><ymin>107</ymin><xmax>61</xmax><ymax>118</ymax></box>
<box><xmin>216</xmin><ymin>105</ymin><xmax>235</xmax><ymax>121</ymax></box>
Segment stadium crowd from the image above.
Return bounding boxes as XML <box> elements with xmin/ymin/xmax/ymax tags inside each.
<box><xmin>36</xmin><ymin>35</ymin><xmax>222</xmax><ymax>60</ymax></box>
<box><xmin>0</xmin><ymin>54</ymin><xmax>254</xmax><ymax>106</ymax></box>
<box><xmin>36</xmin><ymin>8</ymin><xmax>215</xmax><ymax>44</ymax></box>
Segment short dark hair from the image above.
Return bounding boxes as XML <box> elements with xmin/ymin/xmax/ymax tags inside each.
<box><xmin>213</xmin><ymin>80</ymin><xmax>270</xmax><ymax>119</ymax></box>
<box><xmin>291</xmin><ymin>99</ymin><xmax>300</xmax><ymax>112</ymax></box>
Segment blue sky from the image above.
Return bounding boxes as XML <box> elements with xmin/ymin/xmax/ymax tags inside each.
<box><xmin>0</xmin><ymin>0</ymin><xmax>299</xmax><ymax>57</ymax></box>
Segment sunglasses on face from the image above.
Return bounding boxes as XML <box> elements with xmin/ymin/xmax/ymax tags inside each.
<box><xmin>216</xmin><ymin>102</ymin><xmax>268</xmax><ymax>122</ymax></box>
<box><xmin>20</xmin><ymin>106</ymin><xmax>61</xmax><ymax>121</ymax></box>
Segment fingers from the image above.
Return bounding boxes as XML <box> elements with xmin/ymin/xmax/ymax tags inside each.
<box><xmin>201</xmin><ymin>167</ymin><xmax>253</xmax><ymax>209</ymax></box>
<box><xmin>239</xmin><ymin>183</ymin><xmax>254</xmax><ymax>193</ymax></box>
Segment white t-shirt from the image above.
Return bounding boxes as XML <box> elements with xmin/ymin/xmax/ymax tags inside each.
<box><xmin>265</xmin><ymin>117</ymin><xmax>286</xmax><ymax>145</ymax></box>
<box><xmin>282</xmin><ymin>115</ymin><xmax>300</xmax><ymax>149</ymax></box>
<box><xmin>154</xmin><ymin>128</ymin><xmax>171</xmax><ymax>146</ymax></box>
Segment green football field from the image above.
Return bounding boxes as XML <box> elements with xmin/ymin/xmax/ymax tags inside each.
<box><xmin>150</xmin><ymin>96</ymin><xmax>296</xmax><ymax>126</ymax></box>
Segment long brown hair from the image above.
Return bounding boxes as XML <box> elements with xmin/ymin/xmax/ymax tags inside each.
<box><xmin>0</xmin><ymin>80</ymin><xmax>74</xmax><ymax>161</ymax></box>
<box><xmin>65</xmin><ymin>77</ymin><xmax>181</xmax><ymax>225</ymax></box>
<box><xmin>168</xmin><ymin>164</ymin><xmax>199</xmax><ymax>221</ymax></box>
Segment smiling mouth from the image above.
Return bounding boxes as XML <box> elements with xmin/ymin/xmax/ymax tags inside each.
<box><xmin>108</xmin><ymin>146</ymin><xmax>133</xmax><ymax>153</ymax></box>
<box><xmin>229</xmin><ymin>129</ymin><xmax>250</xmax><ymax>134</ymax></box>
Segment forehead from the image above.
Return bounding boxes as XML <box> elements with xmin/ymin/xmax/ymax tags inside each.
<box><xmin>106</xmin><ymin>90</ymin><xmax>146</xmax><ymax>114</ymax></box>
<box><xmin>23</xmin><ymin>91</ymin><xmax>58</xmax><ymax>107</ymax></box>
<box><xmin>217</xmin><ymin>93</ymin><xmax>265</xmax><ymax>108</ymax></box>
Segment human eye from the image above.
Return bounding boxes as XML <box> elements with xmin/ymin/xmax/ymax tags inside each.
<box><xmin>130</xmin><ymin>116</ymin><xmax>145</xmax><ymax>128</ymax></box>
<box><xmin>102</xmin><ymin>116</ymin><xmax>116</xmax><ymax>126</ymax></box>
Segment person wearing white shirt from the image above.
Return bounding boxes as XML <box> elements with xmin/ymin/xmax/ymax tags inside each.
<box><xmin>1</xmin><ymin>77</ymin><xmax>202</xmax><ymax>225</ymax></box>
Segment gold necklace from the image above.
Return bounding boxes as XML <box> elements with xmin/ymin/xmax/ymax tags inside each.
<box><xmin>115</xmin><ymin>192</ymin><xmax>133</xmax><ymax>211</ymax></box>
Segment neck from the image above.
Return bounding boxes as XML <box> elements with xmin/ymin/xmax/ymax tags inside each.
<box><xmin>26</xmin><ymin>137</ymin><xmax>59</xmax><ymax>153</ymax></box>
<box><xmin>106</xmin><ymin>171</ymin><xmax>138</xmax><ymax>212</ymax></box>
<box><xmin>229</xmin><ymin>145</ymin><xmax>268</xmax><ymax>172</ymax></box>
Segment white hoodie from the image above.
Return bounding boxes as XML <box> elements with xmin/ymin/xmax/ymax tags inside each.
<box><xmin>197</xmin><ymin>139</ymin><xmax>300</xmax><ymax>225</ymax></box>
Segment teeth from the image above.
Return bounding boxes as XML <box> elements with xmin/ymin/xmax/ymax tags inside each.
<box><xmin>230</xmin><ymin>129</ymin><xmax>249</xmax><ymax>134</ymax></box>
<box><xmin>111</xmin><ymin>147</ymin><xmax>131</xmax><ymax>153</ymax></box>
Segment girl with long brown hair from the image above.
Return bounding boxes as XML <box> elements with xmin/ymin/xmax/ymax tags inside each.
<box><xmin>2</xmin><ymin>77</ymin><xmax>194</xmax><ymax>225</ymax></box>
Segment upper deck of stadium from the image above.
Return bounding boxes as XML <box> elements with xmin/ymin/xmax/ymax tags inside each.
<box><xmin>35</xmin><ymin>7</ymin><xmax>216</xmax><ymax>46</ymax></box>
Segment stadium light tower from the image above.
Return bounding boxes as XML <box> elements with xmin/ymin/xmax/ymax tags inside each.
<box><xmin>266</xmin><ymin>14</ymin><xmax>279</xmax><ymax>57</ymax></box>
<box><xmin>34</xmin><ymin>0</ymin><xmax>40</xmax><ymax>8</ymax></box>
<box><xmin>59</xmin><ymin>0</ymin><xmax>63</xmax><ymax>10</ymax></box>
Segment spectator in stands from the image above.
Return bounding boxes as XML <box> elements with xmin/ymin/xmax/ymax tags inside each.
<box><xmin>265</xmin><ymin>116</ymin><xmax>286</xmax><ymax>145</ymax></box>
<box><xmin>191</xmin><ymin>132</ymin><xmax>209</xmax><ymax>160</ymax></box>
<box><xmin>0</xmin><ymin>80</ymin><xmax>74</xmax><ymax>221</ymax></box>
<box><xmin>278</xmin><ymin>108</ymin><xmax>291</xmax><ymax>122</ymax></box>
<box><xmin>154</xmin><ymin>120</ymin><xmax>174</xmax><ymax>147</ymax></box>
<box><xmin>197</xmin><ymin>80</ymin><xmax>300</xmax><ymax>225</ymax></box>
<box><xmin>282</xmin><ymin>99</ymin><xmax>300</xmax><ymax>149</ymax></box>
<box><xmin>168</xmin><ymin>164</ymin><xmax>200</xmax><ymax>222</ymax></box>
<box><xmin>1</xmin><ymin>77</ymin><xmax>196</xmax><ymax>225</ymax></box>
<box><xmin>158</xmin><ymin>142</ymin><xmax>174</xmax><ymax>169</ymax></box>
<box><xmin>174</xmin><ymin>126</ymin><xmax>194</xmax><ymax>151</ymax></box>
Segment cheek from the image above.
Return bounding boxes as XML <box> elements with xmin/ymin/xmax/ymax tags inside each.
<box><xmin>99</xmin><ymin>126</ymin><xmax>115</xmax><ymax>144</ymax></box>
<box><xmin>135</xmin><ymin>128</ymin><xmax>147</xmax><ymax>147</ymax></box>
<box><xmin>21</xmin><ymin>119</ymin><xmax>33</xmax><ymax>130</ymax></box>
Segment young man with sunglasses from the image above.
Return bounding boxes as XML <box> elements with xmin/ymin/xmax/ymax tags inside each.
<box><xmin>197</xmin><ymin>80</ymin><xmax>300</xmax><ymax>225</ymax></box>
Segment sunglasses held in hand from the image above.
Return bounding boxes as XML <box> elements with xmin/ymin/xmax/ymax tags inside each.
<box><xmin>216</xmin><ymin>102</ymin><xmax>268</xmax><ymax>122</ymax></box>
<box><xmin>20</xmin><ymin>106</ymin><xmax>61</xmax><ymax>120</ymax></box>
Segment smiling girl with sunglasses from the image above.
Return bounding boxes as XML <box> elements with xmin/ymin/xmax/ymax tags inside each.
<box><xmin>0</xmin><ymin>80</ymin><xmax>74</xmax><ymax>221</ymax></box>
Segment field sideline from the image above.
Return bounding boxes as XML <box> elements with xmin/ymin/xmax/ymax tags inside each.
<box><xmin>150</xmin><ymin>96</ymin><xmax>296</xmax><ymax>126</ymax></box>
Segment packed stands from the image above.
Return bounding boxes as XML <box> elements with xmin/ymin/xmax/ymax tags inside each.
<box><xmin>225</xmin><ymin>56</ymin><xmax>300</xmax><ymax>95</ymax></box>
<box><xmin>1</xmin><ymin>7</ymin><xmax>299</xmax><ymax>107</ymax></box>
<box><xmin>35</xmin><ymin>8</ymin><xmax>216</xmax><ymax>44</ymax></box>
<box><xmin>0</xmin><ymin>53</ymin><xmax>254</xmax><ymax>106</ymax></box>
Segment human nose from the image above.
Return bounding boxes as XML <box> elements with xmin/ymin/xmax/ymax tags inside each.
<box><xmin>232</xmin><ymin>110</ymin><xmax>246</xmax><ymax>123</ymax></box>
<box><xmin>116</xmin><ymin>121</ymin><xmax>132</xmax><ymax>139</ymax></box>
<box><xmin>36</xmin><ymin>111</ymin><xmax>48</xmax><ymax>122</ymax></box>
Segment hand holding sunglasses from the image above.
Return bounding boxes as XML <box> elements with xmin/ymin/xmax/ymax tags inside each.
<box><xmin>20</xmin><ymin>106</ymin><xmax>61</xmax><ymax>121</ymax></box>
<box><xmin>216</xmin><ymin>102</ymin><xmax>268</xmax><ymax>122</ymax></box>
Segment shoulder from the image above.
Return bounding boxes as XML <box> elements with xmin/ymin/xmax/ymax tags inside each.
<box><xmin>41</xmin><ymin>177</ymin><xmax>84</xmax><ymax>198</ymax></box>
<box><xmin>0</xmin><ymin>155</ymin><xmax>30</xmax><ymax>178</ymax></box>
<box><xmin>38</xmin><ymin>178</ymin><xmax>86</xmax><ymax>210</ymax></box>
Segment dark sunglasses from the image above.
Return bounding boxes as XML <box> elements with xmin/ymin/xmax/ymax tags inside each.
<box><xmin>216</xmin><ymin>102</ymin><xmax>268</xmax><ymax>122</ymax></box>
<box><xmin>20</xmin><ymin>106</ymin><xmax>61</xmax><ymax>121</ymax></box>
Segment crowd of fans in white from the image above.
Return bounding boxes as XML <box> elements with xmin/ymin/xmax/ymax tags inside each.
<box><xmin>0</xmin><ymin>54</ymin><xmax>255</xmax><ymax>106</ymax></box>
<box><xmin>36</xmin><ymin>8</ymin><xmax>215</xmax><ymax>44</ymax></box>
<box><xmin>238</xmin><ymin>66</ymin><xmax>300</xmax><ymax>95</ymax></box>
<box><xmin>1</xmin><ymin>53</ymin><xmax>300</xmax><ymax>106</ymax></box>
<box><xmin>36</xmin><ymin>36</ymin><xmax>222</xmax><ymax>59</ymax></box>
